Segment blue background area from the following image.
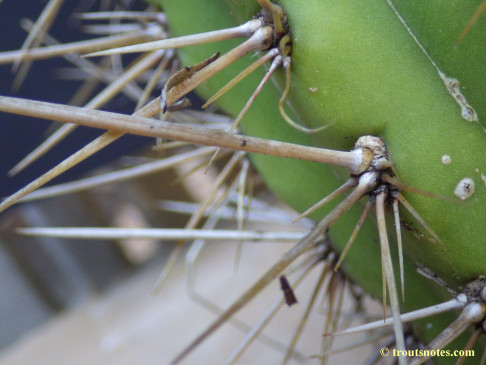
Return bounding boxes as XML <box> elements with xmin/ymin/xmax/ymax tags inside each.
<box><xmin>0</xmin><ymin>1</ymin><xmax>153</xmax><ymax>197</ymax></box>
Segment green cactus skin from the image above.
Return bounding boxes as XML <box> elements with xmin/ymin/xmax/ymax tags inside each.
<box><xmin>271</xmin><ymin>0</ymin><xmax>486</xmax><ymax>289</ymax></box>
<box><xmin>148</xmin><ymin>0</ymin><xmax>486</xmax><ymax>361</ymax></box>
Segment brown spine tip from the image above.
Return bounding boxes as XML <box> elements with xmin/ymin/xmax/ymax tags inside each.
<box><xmin>280</xmin><ymin>275</ymin><xmax>298</xmax><ymax>306</ymax></box>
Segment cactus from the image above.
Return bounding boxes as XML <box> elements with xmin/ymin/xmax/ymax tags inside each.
<box><xmin>1</xmin><ymin>0</ymin><xmax>485</xmax><ymax>363</ymax></box>
<box><xmin>148</xmin><ymin>1</ymin><xmax>486</xmax><ymax>363</ymax></box>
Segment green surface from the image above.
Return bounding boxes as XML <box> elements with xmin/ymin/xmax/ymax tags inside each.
<box><xmin>148</xmin><ymin>1</ymin><xmax>486</xmax><ymax>362</ymax></box>
<box><xmin>276</xmin><ymin>0</ymin><xmax>486</xmax><ymax>289</ymax></box>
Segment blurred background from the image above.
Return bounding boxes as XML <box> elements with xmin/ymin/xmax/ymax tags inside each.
<box><xmin>0</xmin><ymin>1</ymin><xmax>381</xmax><ymax>364</ymax></box>
<box><xmin>0</xmin><ymin>0</ymin><xmax>181</xmax><ymax>353</ymax></box>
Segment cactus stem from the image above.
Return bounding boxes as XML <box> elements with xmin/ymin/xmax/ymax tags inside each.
<box><xmin>386</xmin><ymin>0</ymin><xmax>478</xmax><ymax>122</ymax></box>
<box><xmin>278</xmin><ymin>56</ymin><xmax>330</xmax><ymax>134</ymax></box>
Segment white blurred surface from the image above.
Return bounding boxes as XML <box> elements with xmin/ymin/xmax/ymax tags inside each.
<box><xmin>0</xmin><ymin>239</ymin><xmax>376</xmax><ymax>365</ymax></box>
